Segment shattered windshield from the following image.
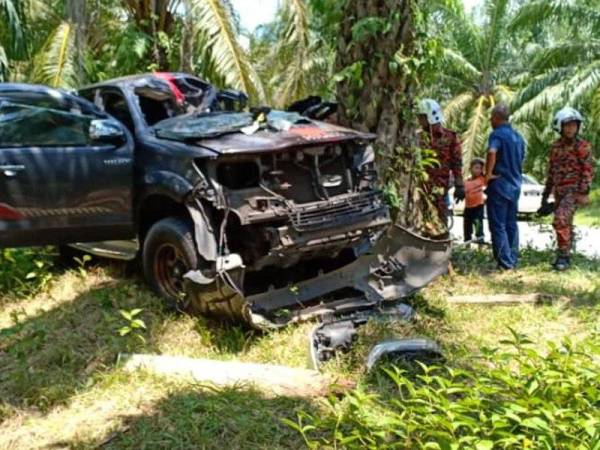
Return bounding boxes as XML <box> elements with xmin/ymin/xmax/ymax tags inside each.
<box><xmin>153</xmin><ymin>110</ymin><xmax>310</xmax><ymax>140</ymax></box>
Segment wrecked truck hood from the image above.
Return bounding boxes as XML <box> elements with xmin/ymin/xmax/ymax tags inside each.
<box><xmin>152</xmin><ymin>110</ymin><xmax>375</xmax><ymax>155</ymax></box>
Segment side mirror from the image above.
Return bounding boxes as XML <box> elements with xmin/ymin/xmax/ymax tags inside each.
<box><xmin>90</xmin><ymin>119</ymin><xmax>126</xmax><ymax>144</ymax></box>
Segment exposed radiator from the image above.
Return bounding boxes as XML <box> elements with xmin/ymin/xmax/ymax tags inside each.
<box><xmin>289</xmin><ymin>191</ymin><xmax>388</xmax><ymax>233</ymax></box>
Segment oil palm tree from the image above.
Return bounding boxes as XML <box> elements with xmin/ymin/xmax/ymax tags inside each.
<box><xmin>187</xmin><ymin>0</ymin><xmax>265</xmax><ymax>101</ymax></box>
<box><xmin>4</xmin><ymin>0</ymin><xmax>265</xmax><ymax>100</ymax></box>
<box><xmin>438</xmin><ymin>0</ymin><xmax>520</xmax><ymax>163</ymax></box>
<box><xmin>256</xmin><ymin>0</ymin><xmax>334</xmax><ymax>107</ymax></box>
<box><xmin>510</xmin><ymin>0</ymin><xmax>600</xmax><ymax>126</ymax></box>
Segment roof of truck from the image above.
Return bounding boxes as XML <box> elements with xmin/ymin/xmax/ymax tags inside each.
<box><xmin>80</xmin><ymin>72</ymin><xmax>206</xmax><ymax>90</ymax></box>
<box><xmin>0</xmin><ymin>83</ymin><xmax>104</xmax><ymax>115</ymax></box>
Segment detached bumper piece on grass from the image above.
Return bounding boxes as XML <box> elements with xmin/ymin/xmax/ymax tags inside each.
<box><xmin>309</xmin><ymin>303</ymin><xmax>417</xmax><ymax>369</ymax></box>
<box><xmin>365</xmin><ymin>339</ymin><xmax>444</xmax><ymax>371</ymax></box>
<box><xmin>185</xmin><ymin>224</ymin><xmax>451</xmax><ymax>368</ymax></box>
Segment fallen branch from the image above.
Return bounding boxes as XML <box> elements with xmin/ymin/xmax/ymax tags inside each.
<box><xmin>447</xmin><ymin>293</ymin><xmax>570</xmax><ymax>306</ymax></box>
<box><xmin>119</xmin><ymin>354</ymin><xmax>353</xmax><ymax>398</ymax></box>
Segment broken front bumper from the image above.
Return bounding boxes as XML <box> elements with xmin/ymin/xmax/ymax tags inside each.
<box><xmin>184</xmin><ymin>223</ymin><xmax>451</xmax><ymax>329</ymax></box>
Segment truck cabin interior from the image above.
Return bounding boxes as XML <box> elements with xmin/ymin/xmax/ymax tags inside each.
<box><xmin>134</xmin><ymin>75</ymin><xmax>248</xmax><ymax>127</ymax></box>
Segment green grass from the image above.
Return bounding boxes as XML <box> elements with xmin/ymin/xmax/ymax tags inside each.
<box><xmin>575</xmin><ymin>187</ymin><xmax>600</xmax><ymax>227</ymax></box>
<box><xmin>0</xmin><ymin>245</ymin><xmax>598</xmax><ymax>448</ymax></box>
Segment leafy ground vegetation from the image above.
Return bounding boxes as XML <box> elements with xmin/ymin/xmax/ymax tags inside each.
<box><xmin>0</xmin><ymin>243</ymin><xmax>598</xmax><ymax>449</ymax></box>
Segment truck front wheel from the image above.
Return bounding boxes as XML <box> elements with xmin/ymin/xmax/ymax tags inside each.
<box><xmin>143</xmin><ymin>217</ymin><xmax>199</xmax><ymax>311</ymax></box>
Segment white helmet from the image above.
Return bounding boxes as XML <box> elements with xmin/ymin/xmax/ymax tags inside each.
<box><xmin>553</xmin><ymin>107</ymin><xmax>583</xmax><ymax>133</ymax></box>
<box><xmin>418</xmin><ymin>99</ymin><xmax>444</xmax><ymax>125</ymax></box>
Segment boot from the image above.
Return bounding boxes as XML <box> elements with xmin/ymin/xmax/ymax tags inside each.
<box><xmin>552</xmin><ymin>252</ymin><xmax>571</xmax><ymax>271</ymax></box>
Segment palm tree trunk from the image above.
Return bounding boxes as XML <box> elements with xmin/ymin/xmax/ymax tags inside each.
<box><xmin>336</xmin><ymin>0</ymin><xmax>421</xmax><ymax>228</ymax></box>
<box><xmin>180</xmin><ymin>12</ymin><xmax>194</xmax><ymax>73</ymax></box>
<box><xmin>124</xmin><ymin>0</ymin><xmax>174</xmax><ymax>70</ymax></box>
<box><xmin>67</xmin><ymin>0</ymin><xmax>86</xmax><ymax>82</ymax></box>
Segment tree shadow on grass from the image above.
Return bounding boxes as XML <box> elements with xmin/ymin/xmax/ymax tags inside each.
<box><xmin>0</xmin><ymin>273</ymin><xmax>272</xmax><ymax>419</ymax></box>
<box><xmin>0</xmin><ymin>278</ymin><xmax>154</xmax><ymax>416</ymax></box>
<box><xmin>61</xmin><ymin>385</ymin><xmax>315</xmax><ymax>450</ymax></box>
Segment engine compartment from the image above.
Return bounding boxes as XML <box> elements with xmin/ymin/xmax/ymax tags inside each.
<box><xmin>200</xmin><ymin>142</ymin><xmax>390</xmax><ymax>273</ymax></box>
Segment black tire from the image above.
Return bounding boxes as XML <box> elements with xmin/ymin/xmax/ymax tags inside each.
<box><xmin>143</xmin><ymin>217</ymin><xmax>199</xmax><ymax>311</ymax></box>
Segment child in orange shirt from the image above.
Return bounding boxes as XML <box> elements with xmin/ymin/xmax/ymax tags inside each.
<box><xmin>464</xmin><ymin>158</ymin><xmax>486</xmax><ymax>243</ymax></box>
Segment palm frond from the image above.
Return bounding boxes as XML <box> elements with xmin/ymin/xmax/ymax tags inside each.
<box><xmin>0</xmin><ymin>0</ymin><xmax>25</xmax><ymax>52</ymax></box>
<box><xmin>565</xmin><ymin>60</ymin><xmax>600</xmax><ymax>105</ymax></box>
<box><xmin>444</xmin><ymin>91</ymin><xmax>475</xmax><ymax>125</ymax></box>
<box><xmin>515</xmin><ymin>61</ymin><xmax>600</xmax><ymax>122</ymax></box>
<box><xmin>462</xmin><ymin>95</ymin><xmax>490</xmax><ymax>163</ymax></box>
<box><xmin>531</xmin><ymin>40</ymin><xmax>600</xmax><ymax>72</ymax></box>
<box><xmin>189</xmin><ymin>0</ymin><xmax>265</xmax><ymax>102</ymax></box>
<box><xmin>272</xmin><ymin>0</ymin><xmax>311</xmax><ymax>106</ymax></box>
<box><xmin>442</xmin><ymin>48</ymin><xmax>481</xmax><ymax>82</ymax></box>
<box><xmin>282</xmin><ymin>0</ymin><xmax>309</xmax><ymax>47</ymax></box>
<box><xmin>30</xmin><ymin>21</ymin><xmax>76</xmax><ymax>88</ymax></box>
<box><xmin>512</xmin><ymin>81</ymin><xmax>566</xmax><ymax>122</ymax></box>
<box><xmin>510</xmin><ymin>0</ymin><xmax>600</xmax><ymax>31</ymax></box>
<box><xmin>511</xmin><ymin>68</ymin><xmax>571</xmax><ymax>112</ymax></box>
<box><xmin>446</xmin><ymin>10</ymin><xmax>485</xmax><ymax>67</ymax></box>
<box><xmin>482</xmin><ymin>0</ymin><xmax>510</xmax><ymax>71</ymax></box>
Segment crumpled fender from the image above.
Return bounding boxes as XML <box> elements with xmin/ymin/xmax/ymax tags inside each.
<box><xmin>186</xmin><ymin>198</ymin><xmax>218</xmax><ymax>262</ymax></box>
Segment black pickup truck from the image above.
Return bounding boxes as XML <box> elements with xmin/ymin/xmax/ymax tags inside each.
<box><xmin>0</xmin><ymin>74</ymin><xmax>450</xmax><ymax>344</ymax></box>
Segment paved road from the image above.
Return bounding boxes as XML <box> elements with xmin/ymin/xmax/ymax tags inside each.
<box><xmin>450</xmin><ymin>216</ymin><xmax>600</xmax><ymax>259</ymax></box>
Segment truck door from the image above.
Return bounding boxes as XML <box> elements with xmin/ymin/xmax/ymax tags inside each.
<box><xmin>0</xmin><ymin>92</ymin><xmax>135</xmax><ymax>248</ymax></box>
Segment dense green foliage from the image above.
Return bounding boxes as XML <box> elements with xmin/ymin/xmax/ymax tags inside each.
<box><xmin>290</xmin><ymin>332</ymin><xmax>600</xmax><ymax>449</ymax></box>
<box><xmin>1</xmin><ymin>3</ymin><xmax>599</xmax><ymax>447</ymax></box>
<box><xmin>1</xmin><ymin>0</ymin><xmax>599</xmax><ymax>179</ymax></box>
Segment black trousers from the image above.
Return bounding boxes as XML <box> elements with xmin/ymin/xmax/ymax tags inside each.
<box><xmin>464</xmin><ymin>204</ymin><xmax>485</xmax><ymax>242</ymax></box>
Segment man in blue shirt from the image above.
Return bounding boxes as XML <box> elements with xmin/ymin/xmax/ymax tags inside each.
<box><xmin>485</xmin><ymin>104</ymin><xmax>525</xmax><ymax>270</ymax></box>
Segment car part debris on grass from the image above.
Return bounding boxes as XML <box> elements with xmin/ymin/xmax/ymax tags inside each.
<box><xmin>185</xmin><ymin>224</ymin><xmax>451</xmax><ymax>329</ymax></box>
<box><xmin>185</xmin><ymin>224</ymin><xmax>450</xmax><ymax>368</ymax></box>
<box><xmin>309</xmin><ymin>303</ymin><xmax>416</xmax><ymax>369</ymax></box>
<box><xmin>366</xmin><ymin>338</ymin><xmax>444</xmax><ymax>371</ymax></box>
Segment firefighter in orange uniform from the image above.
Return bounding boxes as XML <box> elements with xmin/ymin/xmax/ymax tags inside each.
<box><xmin>417</xmin><ymin>99</ymin><xmax>465</xmax><ymax>226</ymax></box>
<box><xmin>541</xmin><ymin>107</ymin><xmax>595</xmax><ymax>270</ymax></box>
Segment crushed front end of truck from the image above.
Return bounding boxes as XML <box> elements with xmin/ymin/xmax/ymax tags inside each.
<box><xmin>153</xmin><ymin>107</ymin><xmax>452</xmax><ymax>367</ymax></box>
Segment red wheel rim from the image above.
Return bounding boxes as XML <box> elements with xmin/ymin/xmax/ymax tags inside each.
<box><xmin>153</xmin><ymin>243</ymin><xmax>189</xmax><ymax>301</ymax></box>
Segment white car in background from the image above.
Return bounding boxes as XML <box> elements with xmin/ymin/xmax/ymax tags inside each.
<box><xmin>452</xmin><ymin>174</ymin><xmax>550</xmax><ymax>218</ymax></box>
